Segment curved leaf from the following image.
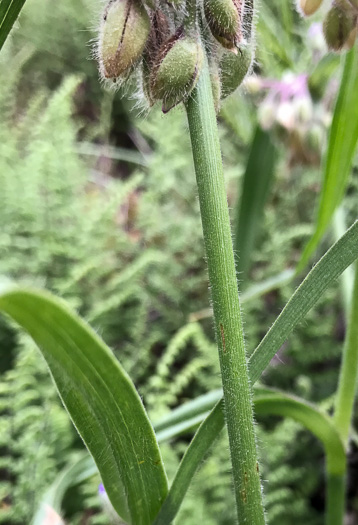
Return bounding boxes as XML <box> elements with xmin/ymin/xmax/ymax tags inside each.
<box><xmin>0</xmin><ymin>288</ymin><xmax>168</xmax><ymax>525</ymax></box>
<box><xmin>254</xmin><ymin>389</ymin><xmax>345</xmax><ymax>477</ymax></box>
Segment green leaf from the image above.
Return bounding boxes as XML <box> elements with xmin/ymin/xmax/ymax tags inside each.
<box><xmin>0</xmin><ymin>0</ymin><xmax>27</xmax><ymax>50</ymax></box>
<box><xmin>234</xmin><ymin>126</ymin><xmax>277</xmax><ymax>279</ymax></box>
<box><xmin>249</xmin><ymin>220</ymin><xmax>358</xmax><ymax>383</ymax></box>
<box><xmin>299</xmin><ymin>47</ymin><xmax>358</xmax><ymax>271</ymax></box>
<box><xmin>0</xmin><ymin>288</ymin><xmax>168</xmax><ymax>525</ymax></box>
<box><xmin>254</xmin><ymin>388</ymin><xmax>345</xmax><ymax>477</ymax></box>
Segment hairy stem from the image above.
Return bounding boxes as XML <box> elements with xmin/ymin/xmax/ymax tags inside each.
<box><xmin>185</xmin><ymin>53</ymin><xmax>266</xmax><ymax>524</ymax></box>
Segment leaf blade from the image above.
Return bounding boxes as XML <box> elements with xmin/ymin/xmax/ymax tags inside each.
<box><xmin>299</xmin><ymin>47</ymin><xmax>358</xmax><ymax>270</ymax></box>
<box><xmin>0</xmin><ymin>0</ymin><xmax>27</xmax><ymax>50</ymax></box>
<box><xmin>249</xmin><ymin>220</ymin><xmax>358</xmax><ymax>383</ymax></box>
<box><xmin>234</xmin><ymin>126</ymin><xmax>277</xmax><ymax>279</ymax></box>
<box><xmin>0</xmin><ymin>288</ymin><xmax>168</xmax><ymax>525</ymax></box>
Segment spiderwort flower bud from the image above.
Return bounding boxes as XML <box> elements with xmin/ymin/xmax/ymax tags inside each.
<box><xmin>219</xmin><ymin>45</ymin><xmax>252</xmax><ymax>98</ymax></box>
<box><xmin>323</xmin><ymin>4</ymin><xmax>357</xmax><ymax>51</ymax></box>
<box><xmin>297</xmin><ymin>0</ymin><xmax>324</xmax><ymax>16</ymax></box>
<box><xmin>99</xmin><ymin>0</ymin><xmax>151</xmax><ymax>80</ymax></box>
<box><xmin>204</xmin><ymin>0</ymin><xmax>243</xmax><ymax>49</ymax></box>
<box><xmin>151</xmin><ymin>31</ymin><xmax>204</xmax><ymax>112</ymax></box>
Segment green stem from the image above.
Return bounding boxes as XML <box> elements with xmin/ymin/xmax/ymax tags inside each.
<box><xmin>185</xmin><ymin>53</ymin><xmax>266</xmax><ymax>524</ymax></box>
<box><xmin>326</xmin><ymin>474</ymin><xmax>346</xmax><ymax>525</ymax></box>
<box><xmin>329</xmin><ymin>258</ymin><xmax>358</xmax><ymax>525</ymax></box>
<box><xmin>334</xmin><ymin>262</ymin><xmax>358</xmax><ymax>446</ymax></box>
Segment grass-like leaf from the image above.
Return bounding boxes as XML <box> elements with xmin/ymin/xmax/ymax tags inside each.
<box><xmin>299</xmin><ymin>47</ymin><xmax>358</xmax><ymax>271</ymax></box>
<box><xmin>249</xmin><ymin>220</ymin><xmax>358</xmax><ymax>383</ymax></box>
<box><xmin>234</xmin><ymin>126</ymin><xmax>277</xmax><ymax>279</ymax></box>
<box><xmin>0</xmin><ymin>0</ymin><xmax>27</xmax><ymax>50</ymax></box>
<box><xmin>0</xmin><ymin>288</ymin><xmax>168</xmax><ymax>525</ymax></box>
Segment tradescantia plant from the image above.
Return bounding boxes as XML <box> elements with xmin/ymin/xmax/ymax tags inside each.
<box><xmin>1</xmin><ymin>1</ymin><xmax>358</xmax><ymax>525</ymax></box>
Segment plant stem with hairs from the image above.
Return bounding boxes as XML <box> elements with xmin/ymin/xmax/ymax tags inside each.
<box><xmin>185</xmin><ymin>51</ymin><xmax>266</xmax><ymax>525</ymax></box>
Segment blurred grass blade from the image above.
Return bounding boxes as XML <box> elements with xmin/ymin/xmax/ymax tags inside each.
<box><xmin>254</xmin><ymin>389</ymin><xmax>345</xmax><ymax>477</ymax></box>
<box><xmin>0</xmin><ymin>288</ymin><xmax>168</xmax><ymax>525</ymax></box>
<box><xmin>154</xmin><ymin>389</ymin><xmax>345</xmax><ymax>525</ymax></box>
<box><xmin>154</xmin><ymin>389</ymin><xmax>222</xmax><ymax>432</ymax></box>
<box><xmin>0</xmin><ymin>0</ymin><xmax>26</xmax><ymax>50</ymax></box>
<box><xmin>250</xmin><ymin>220</ymin><xmax>358</xmax><ymax>383</ymax></box>
<box><xmin>299</xmin><ymin>47</ymin><xmax>358</xmax><ymax>271</ymax></box>
<box><xmin>32</xmin><ymin>453</ymin><xmax>97</xmax><ymax>525</ymax></box>
<box><xmin>234</xmin><ymin>125</ymin><xmax>277</xmax><ymax>279</ymax></box>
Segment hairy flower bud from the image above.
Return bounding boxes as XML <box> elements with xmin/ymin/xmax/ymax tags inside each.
<box><xmin>99</xmin><ymin>0</ymin><xmax>150</xmax><ymax>79</ymax></box>
<box><xmin>151</xmin><ymin>31</ymin><xmax>204</xmax><ymax>112</ymax></box>
<box><xmin>297</xmin><ymin>0</ymin><xmax>323</xmax><ymax>16</ymax></box>
<box><xmin>204</xmin><ymin>0</ymin><xmax>243</xmax><ymax>49</ymax></box>
<box><xmin>219</xmin><ymin>45</ymin><xmax>252</xmax><ymax>98</ymax></box>
<box><xmin>323</xmin><ymin>4</ymin><xmax>357</xmax><ymax>51</ymax></box>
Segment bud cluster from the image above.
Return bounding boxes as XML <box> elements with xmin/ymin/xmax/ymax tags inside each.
<box><xmin>97</xmin><ymin>0</ymin><xmax>255</xmax><ymax>112</ymax></box>
<box><xmin>297</xmin><ymin>0</ymin><xmax>358</xmax><ymax>51</ymax></box>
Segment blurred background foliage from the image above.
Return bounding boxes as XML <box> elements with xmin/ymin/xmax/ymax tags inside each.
<box><xmin>0</xmin><ymin>0</ymin><xmax>357</xmax><ymax>523</ymax></box>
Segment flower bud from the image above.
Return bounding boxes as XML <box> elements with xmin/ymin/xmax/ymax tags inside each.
<box><xmin>151</xmin><ymin>32</ymin><xmax>204</xmax><ymax>112</ymax></box>
<box><xmin>204</xmin><ymin>0</ymin><xmax>243</xmax><ymax>49</ymax></box>
<box><xmin>219</xmin><ymin>45</ymin><xmax>252</xmax><ymax>98</ymax></box>
<box><xmin>297</xmin><ymin>0</ymin><xmax>323</xmax><ymax>16</ymax></box>
<box><xmin>323</xmin><ymin>4</ymin><xmax>357</xmax><ymax>51</ymax></box>
<box><xmin>99</xmin><ymin>0</ymin><xmax>151</xmax><ymax>79</ymax></box>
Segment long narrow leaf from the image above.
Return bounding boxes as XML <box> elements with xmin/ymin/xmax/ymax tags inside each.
<box><xmin>249</xmin><ymin>220</ymin><xmax>358</xmax><ymax>383</ymax></box>
<box><xmin>299</xmin><ymin>46</ymin><xmax>358</xmax><ymax>271</ymax></box>
<box><xmin>0</xmin><ymin>0</ymin><xmax>26</xmax><ymax>50</ymax></box>
<box><xmin>234</xmin><ymin>125</ymin><xmax>277</xmax><ymax>279</ymax></box>
<box><xmin>0</xmin><ymin>288</ymin><xmax>168</xmax><ymax>525</ymax></box>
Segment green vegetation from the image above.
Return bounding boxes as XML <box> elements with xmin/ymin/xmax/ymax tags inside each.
<box><xmin>0</xmin><ymin>0</ymin><xmax>358</xmax><ymax>524</ymax></box>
